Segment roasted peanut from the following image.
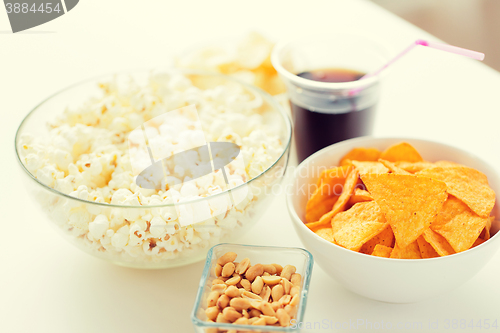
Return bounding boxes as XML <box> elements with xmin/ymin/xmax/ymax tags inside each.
<box><xmin>207</xmin><ymin>291</ymin><xmax>219</xmax><ymax>307</ymax></box>
<box><xmin>242</xmin><ymin>290</ymin><xmax>262</xmax><ymax>300</ymax></box>
<box><xmin>271</xmin><ymin>284</ymin><xmax>284</xmax><ymax>302</ymax></box>
<box><xmin>271</xmin><ymin>301</ymin><xmax>281</xmax><ymax>312</ymax></box>
<box><xmin>290</xmin><ymin>294</ymin><xmax>299</xmax><ymax>307</ymax></box>
<box><xmin>272</xmin><ymin>263</ymin><xmax>283</xmax><ymax>275</ymax></box>
<box><xmin>225</xmin><ymin>275</ymin><xmax>241</xmax><ymax>286</ymax></box>
<box><xmin>229</xmin><ymin>297</ymin><xmax>251</xmax><ymax>311</ymax></box>
<box><xmin>245</xmin><ymin>264</ymin><xmax>264</xmax><ymax>282</ymax></box>
<box><xmin>276</xmin><ymin>308</ymin><xmax>290</xmax><ymax>327</ymax></box>
<box><xmin>262</xmin><ymin>275</ymin><xmax>281</xmax><ymax>285</ymax></box>
<box><xmin>217</xmin><ymin>294</ymin><xmax>230</xmax><ymax>309</ymax></box>
<box><xmin>251</xmin><ymin>276</ymin><xmax>264</xmax><ymax>294</ymax></box>
<box><xmin>291</xmin><ymin>273</ymin><xmax>302</xmax><ymax>286</ymax></box>
<box><xmin>217</xmin><ymin>252</ymin><xmax>237</xmax><ymax>266</ymax></box>
<box><xmin>227</xmin><ymin>330</ymin><xmax>237</xmax><ymax>333</ymax></box>
<box><xmin>222</xmin><ymin>307</ymin><xmax>242</xmax><ymax>322</ymax></box>
<box><xmin>290</xmin><ymin>286</ymin><xmax>300</xmax><ymax>297</ymax></box>
<box><xmin>211</xmin><ymin>284</ymin><xmax>227</xmax><ymax>294</ymax></box>
<box><xmin>234</xmin><ymin>317</ymin><xmax>249</xmax><ymax>325</ymax></box>
<box><xmin>214</xmin><ymin>264</ymin><xmax>223</xmax><ymax>277</ymax></box>
<box><xmin>240</xmin><ymin>279</ymin><xmax>251</xmax><ymax>291</ymax></box>
<box><xmin>281</xmin><ymin>278</ymin><xmax>292</xmax><ymax>294</ymax></box>
<box><xmin>242</xmin><ymin>309</ymin><xmax>250</xmax><ymax>319</ymax></box>
<box><xmin>252</xmin><ymin>317</ymin><xmax>266</xmax><ymax>326</ymax></box>
<box><xmin>248</xmin><ymin>317</ymin><xmax>259</xmax><ymax>325</ymax></box>
<box><xmin>249</xmin><ymin>300</ymin><xmax>262</xmax><ymax>310</ymax></box>
<box><xmin>212</xmin><ymin>278</ymin><xmax>225</xmax><ymax>286</ymax></box>
<box><xmin>235</xmin><ymin>258</ymin><xmax>250</xmax><ymax>274</ymax></box>
<box><xmin>262</xmin><ymin>264</ymin><xmax>277</xmax><ymax>275</ymax></box>
<box><xmin>285</xmin><ymin>304</ymin><xmax>297</xmax><ymax>317</ymax></box>
<box><xmin>216</xmin><ymin>312</ymin><xmax>230</xmax><ymax>323</ymax></box>
<box><xmin>260</xmin><ymin>286</ymin><xmax>271</xmax><ymax>302</ymax></box>
<box><xmin>222</xmin><ymin>262</ymin><xmax>235</xmax><ymax>278</ymax></box>
<box><xmin>260</xmin><ymin>302</ymin><xmax>276</xmax><ymax>317</ymax></box>
<box><xmin>225</xmin><ymin>285</ymin><xmax>241</xmax><ymax>298</ymax></box>
<box><xmin>278</xmin><ymin>294</ymin><xmax>291</xmax><ymax>306</ymax></box>
<box><xmin>261</xmin><ymin>315</ymin><xmax>279</xmax><ymax>325</ymax></box>
<box><xmin>249</xmin><ymin>309</ymin><xmax>262</xmax><ymax>318</ymax></box>
<box><xmin>280</xmin><ymin>265</ymin><xmax>296</xmax><ymax>281</ymax></box>
<box><xmin>205</xmin><ymin>306</ymin><xmax>219</xmax><ymax>321</ymax></box>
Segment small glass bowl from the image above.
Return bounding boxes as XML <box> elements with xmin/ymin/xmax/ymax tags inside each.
<box><xmin>191</xmin><ymin>243</ymin><xmax>314</xmax><ymax>333</ymax></box>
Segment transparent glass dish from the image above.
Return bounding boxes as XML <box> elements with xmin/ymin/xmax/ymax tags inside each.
<box><xmin>191</xmin><ymin>243</ymin><xmax>314</xmax><ymax>332</ymax></box>
<box><xmin>15</xmin><ymin>70</ymin><xmax>292</xmax><ymax>269</ymax></box>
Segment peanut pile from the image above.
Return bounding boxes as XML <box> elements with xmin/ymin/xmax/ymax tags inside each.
<box><xmin>205</xmin><ymin>252</ymin><xmax>302</xmax><ymax>329</ymax></box>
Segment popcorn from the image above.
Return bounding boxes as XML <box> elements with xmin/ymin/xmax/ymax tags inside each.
<box><xmin>18</xmin><ymin>72</ymin><xmax>285</xmax><ymax>267</ymax></box>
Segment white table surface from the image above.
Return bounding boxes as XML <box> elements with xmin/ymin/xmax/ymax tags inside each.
<box><xmin>2</xmin><ymin>1</ymin><xmax>500</xmax><ymax>332</ymax></box>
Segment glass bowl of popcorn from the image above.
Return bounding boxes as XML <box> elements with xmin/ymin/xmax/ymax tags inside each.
<box><xmin>15</xmin><ymin>70</ymin><xmax>292</xmax><ymax>269</ymax></box>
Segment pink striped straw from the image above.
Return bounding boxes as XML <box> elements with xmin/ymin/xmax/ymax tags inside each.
<box><xmin>349</xmin><ymin>39</ymin><xmax>484</xmax><ymax>95</ymax></box>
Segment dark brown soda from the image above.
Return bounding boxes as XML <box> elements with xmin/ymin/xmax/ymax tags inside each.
<box><xmin>292</xmin><ymin>68</ymin><xmax>376</xmax><ymax>163</ymax></box>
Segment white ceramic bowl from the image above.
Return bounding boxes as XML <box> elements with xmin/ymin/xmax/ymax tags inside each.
<box><xmin>286</xmin><ymin>137</ymin><xmax>500</xmax><ymax>303</ymax></box>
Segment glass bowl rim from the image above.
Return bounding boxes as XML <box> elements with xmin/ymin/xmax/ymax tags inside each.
<box><xmin>14</xmin><ymin>69</ymin><xmax>292</xmax><ymax>209</ymax></box>
<box><xmin>190</xmin><ymin>243</ymin><xmax>314</xmax><ymax>331</ymax></box>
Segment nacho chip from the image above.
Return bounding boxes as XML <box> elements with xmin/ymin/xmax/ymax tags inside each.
<box><xmin>306</xmin><ymin>168</ymin><xmax>359</xmax><ymax>229</ymax></box>
<box><xmin>379</xmin><ymin>142</ymin><xmax>423</xmax><ymax>163</ymax></box>
<box><xmin>379</xmin><ymin>159</ymin><xmax>411</xmax><ymax>175</ymax></box>
<box><xmin>432</xmin><ymin>195</ymin><xmax>467</xmax><ymax>228</ymax></box>
<box><xmin>359</xmin><ymin>224</ymin><xmax>394</xmax><ymax>254</ymax></box>
<box><xmin>418</xmin><ymin>166</ymin><xmax>495</xmax><ymax>218</ymax></box>
<box><xmin>390</xmin><ymin>241</ymin><xmax>422</xmax><ymax>259</ymax></box>
<box><xmin>361</xmin><ymin>174</ymin><xmax>447</xmax><ymax>248</ymax></box>
<box><xmin>416</xmin><ymin>236</ymin><xmax>439</xmax><ymax>258</ymax></box>
<box><xmin>394</xmin><ymin>161</ymin><xmax>436</xmax><ymax>173</ymax></box>
<box><xmin>371</xmin><ymin>244</ymin><xmax>393</xmax><ymax>258</ymax></box>
<box><xmin>339</xmin><ymin>147</ymin><xmax>381</xmax><ymax>166</ymax></box>
<box><xmin>352</xmin><ymin>161</ymin><xmax>389</xmax><ymax>175</ymax></box>
<box><xmin>433</xmin><ymin>209</ymin><xmax>488</xmax><ymax>253</ymax></box>
<box><xmin>314</xmin><ymin>227</ymin><xmax>335</xmax><ymax>243</ymax></box>
<box><xmin>472</xmin><ymin>237</ymin><xmax>486</xmax><ymax>247</ymax></box>
<box><xmin>332</xmin><ymin>201</ymin><xmax>388</xmax><ymax>251</ymax></box>
<box><xmin>306</xmin><ymin>165</ymin><xmax>351</xmax><ymax>223</ymax></box>
<box><xmin>422</xmin><ymin>229</ymin><xmax>455</xmax><ymax>256</ymax></box>
<box><xmin>348</xmin><ymin>188</ymin><xmax>373</xmax><ymax>206</ymax></box>
<box><xmin>434</xmin><ymin>161</ymin><xmax>460</xmax><ymax>167</ymax></box>
<box><xmin>316</xmin><ymin>165</ymin><xmax>351</xmax><ymax>187</ymax></box>
<box><xmin>480</xmin><ymin>216</ymin><xmax>493</xmax><ymax>240</ymax></box>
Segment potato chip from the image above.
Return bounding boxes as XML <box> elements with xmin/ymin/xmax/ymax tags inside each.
<box><xmin>306</xmin><ymin>168</ymin><xmax>359</xmax><ymax>229</ymax></box>
<box><xmin>339</xmin><ymin>147</ymin><xmax>381</xmax><ymax>166</ymax></box>
<box><xmin>379</xmin><ymin>159</ymin><xmax>411</xmax><ymax>175</ymax></box>
<box><xmin>361</xmin><ymin>174</ymin><xmax>447</xmax><ymax>248</ymax></box>
<box><xmin>422</xmin><ymin>229</ymin><xmax>455</xmax><ymax>256</ymax></box>
<box><xmin>352</xmin><ymin>161</ymin><xmax>388</xmax><ymax>175</ymax></box>
<box><xmin>306</xmin><ymin>166</ymin><xmax>351</xmax><ymax>223</ymax></box>
<box><xmin>332</xmin><ymin>201</ymin><xmax>388</xmax><ymax>251</ymax></box>
<box><xmin>371</xmin><ymin>244</ymin><xmax>393</xmax><ymax>258</ymax></box>
<box><xmin>359</xmin><ymin>224</ymin><xmax>394</xmax><ymax>254</ymax></box>
<box><xmin>348</xmin><ymin>188</ymin><xmax>373</xmax><ymax>206</ymax></box>
<box><xmin>390</xmin><ymin>241</ymin><xmax>422</xmax><ymax>259</ymax></box>
<box><xmin>433</xmin><ymin>210</ymin><xmax>488</xmax><ymax>253</ymax></box>
<box><xmin>394</xmin><ymin>161</ymin><xmax>436</xmax><ymax>173</ymax></box>
<box><xmin>314</xmin><ymin>227</ymin><xmax>335</xmax><ymax>243</ymax></box>
<box><xmin>418</xmin><ymin>166</ymin><xmax>495</xmax><ymax>218</ymax></box>
<box><xmin>416</xmin><ymin>236</ymin><xmax>439</xmax><ymax>258</ymax></box>
<box><xmin>379</xmin><ymin>142</ymin><xmax>423</xmax><ymax>163</ymax></box>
